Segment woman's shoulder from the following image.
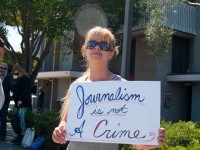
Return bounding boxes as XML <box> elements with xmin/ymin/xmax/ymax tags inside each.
<box><xmin>112</xmin><ymin>74</ymin><xmax>127</xmax><ymax>81</ymax></box>
<box><xmin>74</xmin><ymin>74</ymin><xmax>89</xmax><ymax>83</ymax></box>
<box><xmin>19</xmin><ymin>75</ymin><xmax>30</xmax><ymax>84</ymax></box>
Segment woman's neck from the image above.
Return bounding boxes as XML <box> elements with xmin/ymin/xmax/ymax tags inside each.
<box><xmin>87</xmin><ymin>65</ymin><xmax>114</xmax><ymax>81</ymax></box>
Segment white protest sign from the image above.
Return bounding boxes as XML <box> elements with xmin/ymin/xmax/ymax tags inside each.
<box><xmin>66</xmin><ymin>81</ymin><xmax>160</xmax><ymax>145</ymax></box>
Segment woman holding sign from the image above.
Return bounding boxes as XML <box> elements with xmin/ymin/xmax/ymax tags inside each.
<box><xmin>52</xmin><ymin>26</ymin><xmax>166</xmax><ymax>150</ymax></box>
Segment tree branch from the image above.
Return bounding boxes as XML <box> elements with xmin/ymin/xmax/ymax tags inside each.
<box><xmin>31</xmin><ymin>37</ymin><xmax>53</xmax><ymax>82</ymax></box>
<box><xmin>182</xmin><ymin>0</ymin><xmax>200</xmax><ymax>6</ymax></box>
<box><xmin>33</xmin><ymin>32</ymin><xmax>45</xmax><ymax>58</ymax></box>
<box><xmin>11</xmin><ymin>11</ymin><xmax>23</xmax><ymax>36</ymax></box>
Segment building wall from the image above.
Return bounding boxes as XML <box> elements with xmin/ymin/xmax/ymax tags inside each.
<box><xmin>37</xmin><ymin>79</ymin><xmax>52</xmax><ymax>109</ymax></box>
<box><xmin>191</xmin><ymin>83</ymin><xmax>200</xmax><ymax>121</ymax></box>
<box><xmin>42</xmin><ymin>42</ymin><xmax>54</xmax><ymax>71</ymax></box>
<box><xmin>191</xmin><ymin>2</ymin><xmax>200</xmax><ymax>121</ymax></box>
<box><xmin>58</xmin><ymin>37</ymin><xmax>74</xmax><ymax>70</ymax></box>
<box><xmin>155</xmin><ymin>42</ymin><xmax>173</xmax><ymax>120</ymax></box>
<box><xmin>59</xmin><ymin>53</ymin><xmax>73</xmax><ymax>70</ymax></box>
<box><xmin>134</xmin><ymin>35</ymin><xmax>156</xmax><ymax>80</ymax></box>
<box><xmin>57</xmin><ymin>78</ymin><xmax>71</xmax><ymax>102</ymax></box>
<box><xmin>72</xmin><ymin>53</ymin><xmax>85</xmax><ymax>71</ymax></box>
<box><xmin>134</xmin><ymin>35</ymin><xmax>191</xmax><ymax>122</ymax></box>
<box><xmin>160</xmin><ymin>82</ymin><xmax>191</xmax><ymax>121</ymax></box>
<box><xmin>157</xmin><ymin>39</ymin><xmax>191</xmax><ymax>121</ymax></box>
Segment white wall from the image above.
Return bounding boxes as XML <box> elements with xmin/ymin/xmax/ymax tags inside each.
<box><xmin>56</xmin><ymin>78</ymin><xmax>71</xmax><ymax>102</ymax></box>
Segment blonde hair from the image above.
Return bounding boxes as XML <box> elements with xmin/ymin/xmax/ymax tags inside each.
<box><xmin>60</xmin><ymin>88</ymin><xmax>71</xmax><ymax>120</ymax></box>
<box><xmin>12</xmin><ymin>63</ymin><xmax>29</xmax><ymax>77</ymax></box>
<box><xmin>81</xmin><ymin>26</ymin><xmax>119</xmax><ymax>57</ymax></box>
<box><xmin>82</xmin><ymin>26</ymin><xmax>119</xmax><ymax>78</ymax></box>
<box><xmin>60</xmin><ymin>75</ymin><xmax>88</xmax><ymax>120</ymax></box>
<box><xmin>60</xmin><ymin>26</ymin><xmax>119</xmax><ymax>120</ymax></box>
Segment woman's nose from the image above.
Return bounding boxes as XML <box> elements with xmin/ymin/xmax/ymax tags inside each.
<box><xmin>93</xmin><ymin>45</ymin><xmax>101</xmax><ymax>51</ymax></box>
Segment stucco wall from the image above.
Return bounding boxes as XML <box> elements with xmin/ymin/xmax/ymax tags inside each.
<box><xmin>57</xmin><ymin>78</ymin><xmax>71</xmax><ymax>102</ymax></box>
<box><xmin>191</xmin><ymin>83</ymin><xmax>200</xmax><ymax>121</ymax></box>
<box><xmin>134</xmin><ymin>36</ymin><xmax>156</xmax><ymax>81</ymax></box>
<box><xmin>135</xmin><ymin>35</ymin><xmax>191</xmax><ymax>121</ymax></box>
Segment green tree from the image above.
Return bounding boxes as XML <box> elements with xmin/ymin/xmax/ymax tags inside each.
<box><xmin>99</xmin><ymin>0</ymin><xmax>143</xmax><ymax>33</ymax></box>
<box><xmin>0</xmin><ymin>0</ymin><xmax>83</xmax><ymax>84</ymax></box>
<box><xmin>145</xmin><ymin>0</ymin><xmax>200</xmax><ymax>58</ymax></box>
<box><xmin>0</xmin><ymin>0</ymin><xmax>142</xmax><ymax>85</ymax></box>
<box><xmin>144</xmin><ymin>0</ymin><xmax>175</xmax><ymax>58</ymax></box>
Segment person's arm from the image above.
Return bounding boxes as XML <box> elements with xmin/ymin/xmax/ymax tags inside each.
<box><xmin>133</xmin><ymin>128</ymin><xmax>166</xmax><ymax>150</ymax></box>
<box><xmin>18</xmin><ymin>76</ymin><xmax>31</xmax><ymax>107</ymax></box>
<box><xmin>133</xmin><ymin>145</ymin><xmax>159</xmax><ymax>150</ymax></box>
<box><xmin>52</xmin><ymin>88</ymin><xmax>71</xmax><ymax>144</ymax></box>
<box><xmin>0</xmin><ymin>79</ymin><xmax>5</xmax><ymax>110</ymax></box>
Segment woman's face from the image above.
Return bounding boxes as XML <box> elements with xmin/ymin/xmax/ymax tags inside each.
<box><xmin>13</xmin><ymin>70</ymin><xmax>21</xmax><ymax>79</ymax></box>
<box><xmin>84</xmin><ymin>36</ymin><xmax>114</xmax><ymax>65</ymax></box>
<box><xmin>0</xmin><ymin>64</ymin><xmax>7</xmax><ymax>76</ymax></box>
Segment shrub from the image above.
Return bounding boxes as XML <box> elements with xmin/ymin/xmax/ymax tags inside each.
<box><xmin>119</xmin><ymin>144</ymin><xmax>134</xmax><ymax>150</ymax></box>
<box><xmin>119</xmin><ymin>120</ymin><xmax>200</xmax><ymax>150</ymax></box>
<box><xmin>33</xmin><ymin>110</ymin><xmax>61</xmax><ymax>150</ymax></box>
<box><xmin>25</xmin><ymin>108</ymin><xmax>36</xmax><ymax>128</ymax></box>
<box><xmin>8</xmin><ymin>108</ymin><xmax>35</xmax><ymax>127</ymax></box>
<box><xmin>159</xmin><ymin>120</ymin><xmax>200</xmax><ymax>150</ymax></box>
<box><xmin>7</xmin><ymin>108</ymin><xmax>15</xmax><ymax>120</ymax></box>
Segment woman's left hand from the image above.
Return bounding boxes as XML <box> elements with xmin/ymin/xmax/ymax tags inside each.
<box><xmin>133</xmin><ymin>128</ymin><xmax>166</xmax><ymax>149</ymax></box>
<box><xmin>157</xmin><ymin>128</ymin><xmax>166</xmax><ymax>146</ymax></box>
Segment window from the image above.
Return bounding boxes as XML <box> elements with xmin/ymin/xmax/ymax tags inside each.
<box><xmin>171</xmin><ymin>36</ymin><xmax>190</xmax><ymax>74</ymax></box>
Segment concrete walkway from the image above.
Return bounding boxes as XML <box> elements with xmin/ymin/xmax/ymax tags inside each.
<box><xmin>0</xmin><ymin>122</ymin><xmax>25</xmax><ymax>150</ymax></box>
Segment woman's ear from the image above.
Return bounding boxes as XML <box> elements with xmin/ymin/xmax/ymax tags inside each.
<box><xmin>82</xmin><ymin>49</ymin><xmax>86</xmax><ymax>58</ymax></box>
<box><xmin>81</xmin><ymin>45</ymin><xmax>86</xmax><ymax>56</ymax></box>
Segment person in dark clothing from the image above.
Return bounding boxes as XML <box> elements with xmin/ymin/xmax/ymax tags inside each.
<box><xmin>11</xmin><ymin>76</ymin><xmax>19</xmax><ymax>108</ymax></box>
<box><xmin>0</xmin><ymin>63</ymin><xmax>12</xmax><ymax>141</ymax></box>
<box><xmin>0</xmin><ymin>38</ymin><xmax>10</xmax><ymax>111</ymax></box>
<box><xmin>37</xmin><ymin>87</ymin><xmax>44</xmax><ymax>110</ymax></box>
<box><xmin>11</xmin><ymin>63</ymin><xmax>32</xmax><ymax>145</ymax></box>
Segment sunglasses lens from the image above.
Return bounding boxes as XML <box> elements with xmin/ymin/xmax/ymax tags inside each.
<box><xmin>13</xmin><ymin>72</ymin><xmax>19</xmax><ymax>75</ymax></box>
<box><xmin>0</xmin><ymin>67</ymin><xmax>7</xmax><ymax>70</ymax></box>
<box><xmin>98</xmin><ymin>42</ymin><xmax>109</xmax><ymax>51</ymax></box>
<box><xmin>87</xmin><ymin>41</ymin><xmax>97</xmax><ymax>49</ymax></box>
<box><xmin>87</xmin><ymin>41</ymin><xmax>110</xmax><ymax>51</ymax></box>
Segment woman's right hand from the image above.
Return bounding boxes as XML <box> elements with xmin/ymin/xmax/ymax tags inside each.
<box><xmin>52</xmin><ymin>120</ymin><xmax>67</xmax><ymax>144</ymax></box>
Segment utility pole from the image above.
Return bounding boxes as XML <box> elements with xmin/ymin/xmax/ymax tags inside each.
<box><xmin>121</xmin><ymin>0</ymin><xmax>133</xmax><ymax>79</ymax></box>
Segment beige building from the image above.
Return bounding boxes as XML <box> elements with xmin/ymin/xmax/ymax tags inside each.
<box><xmin>129</xmin><ymin>0</ymin><xmax>200</xmax><ymax>122</ymax></box>
<box><xmin>37</xmin><ymin>0</ymin><xmax>200</xmax><ymax>122</ymax></box>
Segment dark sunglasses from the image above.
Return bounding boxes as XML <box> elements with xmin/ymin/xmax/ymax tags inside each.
<box><xmin>0</xmin><ymin>67</ymin><xmax>7</xmax><ymax>70</ymax></box>
<box><xmin>13</xmin><ymin>72</ymin><xmax>20</xmax><ymax>75</ymax></box>
<box><xmin>86</xmin><ymin>41</ymin><xmax>111</xmax><ymax>51</ymax></box>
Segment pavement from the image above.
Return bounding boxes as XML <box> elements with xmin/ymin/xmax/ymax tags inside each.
<box><xmin>0</xmin><ymin>122</ymin><xmax>25</xmax><ymax>150</ymax></box>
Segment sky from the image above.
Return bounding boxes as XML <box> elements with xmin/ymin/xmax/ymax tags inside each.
<box><xmin>6</xmin><ymin>26</ymin><xmax>22</xmax><ymax>51</ymax></box>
